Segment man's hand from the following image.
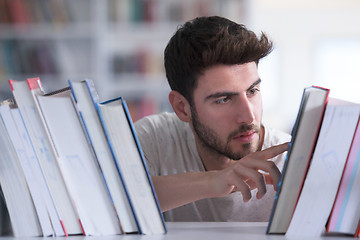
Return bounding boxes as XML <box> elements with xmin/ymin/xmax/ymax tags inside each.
<box><xmin>152</xmin><ymin>142</ymin><xmax>289</xmax><ymax>212</ymax></box>
<box><xmin>205</xmin><ymin>142</ymin><xmax>289</xmax><ymax>202</ymax></box>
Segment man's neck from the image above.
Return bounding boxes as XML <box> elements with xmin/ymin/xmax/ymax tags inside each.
<box><xmin>195</xmin><ymin>139</ymin><xmax>234</xmax><ymax>171</ymax></box>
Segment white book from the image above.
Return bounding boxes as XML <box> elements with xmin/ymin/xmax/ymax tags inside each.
<box><xmin>9</xmin><ymin>78</ymin><xmax>82</xmax><ymax>236</ymax></box>
<box><xmin>0</xmin><ymin>107</ymin><xmax>42</xmax><ymax>237</ymax></box>
<box><xmin>286</xmin><ymin>98</ymin><xmax>360</xmax><ymax>237</ymax></box>
<box><xmin>69</xmin><ymin>79</ymin><xmax>138</xmax><ymax>233</ymax></box>
<box><xmin>327</xmin><ymin>119</ymin><xmax>360</xmax><ymax>236</ymax></box>
<box><xmin>36</xmin><ymin>89</ymin><xmax>122</xmax><ymax>236</ymax></box>
<box><xmin>0</xmin><ymin>103</ymin><xmax>54</xmax><ymax>237</ymax></box>
<box><xmin>97</xmin><ymin>97</ymin><xmax>166</xmax><ymax>235</ymax></box>
<box><xmin>10</xmin><ymin>107</ymin><xmax>65</xmax><ymax>237</ymax></box>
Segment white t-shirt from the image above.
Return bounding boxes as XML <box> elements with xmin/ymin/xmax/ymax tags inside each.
<box><xmin>134</xmin><ymin>112</ymin><xmax>291</xmax><ymax>222</ymax></box>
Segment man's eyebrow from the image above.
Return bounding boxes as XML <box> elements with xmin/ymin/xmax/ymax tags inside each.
<box><xmin>247</xmin><ymin>78</ymin><xmax>262</xmax><ymax>92</ymax></box>
<box><xmin>204</xmin><ymin>78</ymin><xmax>262</xmax><ymax>102</ymax></box>
<box><xmin>205</xmin><ymin>91</ymin><xmax>238</xmax><ymax>101</ymax></box>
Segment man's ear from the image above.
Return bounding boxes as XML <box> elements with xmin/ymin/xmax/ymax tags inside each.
<box><xmin>169</xmin><ymin>90</ymin><xmax>191</xmax><ymax>122</ymax></box>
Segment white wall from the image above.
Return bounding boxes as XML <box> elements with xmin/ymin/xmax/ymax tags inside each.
<box><xmin>248</xmin><ymin>0</ymin><xmax>360</xmax><ymax>132</ymax></box>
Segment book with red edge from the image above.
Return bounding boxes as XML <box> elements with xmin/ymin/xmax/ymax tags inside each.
<box><xmin>9</xmin><ymin>77</ymin><xmax>82</xmax><ymax>236</ymax></box>
<box><xmin>326</xmin><ymin>117</ymin><xmax>360</xmax><ymax>236</ymax></box>
<box><xmin>286</xmin><ymin>98</ymin><xmax>360</xmax><ymax>237</ymax></box>
<box><xmin>35</xmin><ymin>83</ymin><xmax>122</xmax><ymax>236</ymax></box>
<box><xmin>267</xmin><ymin>86</ymin><xmax>329</xmax><ymax>234</ymax></box>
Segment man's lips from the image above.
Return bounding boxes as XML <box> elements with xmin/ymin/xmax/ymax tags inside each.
<box><xmin>233</xmin><ymin>130</ymin><xmax>257</xmax><ymax>143</ymax></box>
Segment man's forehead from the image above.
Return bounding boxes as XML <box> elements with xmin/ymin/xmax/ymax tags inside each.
<box><xmin>197</xmin><ymin>64</ymin><xmax>259</xmax><ymax>86</ymax></box>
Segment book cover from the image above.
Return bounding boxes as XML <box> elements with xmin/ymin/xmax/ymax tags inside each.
<box><xmin>69</xmin><ymin>79</ymin><xmax>138</xmax><ymax>234</ymax></box>
<box><xmin>9</xmin><ymin>78</ymin><xmax>82</xmax><ymax>236</ymax></box>
<box><xmin>9</xmin><ymin>106</ymin><xmax>65</xmax><ymax>236</ymax></box>
<box><xmin>267</xmin><ymin>86</ymin><xmax>329</xmax><ymax>234</ymax></box>
<box><xmin>0</xmin><ymin>106</ymin><xmax>42</xmax><ymax>237</ymax></box>
<box><xmin>0</xmin><ymin>102</ymin><xmax>54</xmax><ymax>236</ymax></box>
<box><xmin>122</xmin><ymin>99</ymin><xmax>166</xmax><ymax>232</ymax></box>
<box><xmin>286</xmin><ymin>98</ymin><xmax>360</xmax><ymax>237</ymax></box>
<box><xmin>327</xmin><ymin>117</ymin><xmax>360</xmax><ymax>236</ymax></box>
<box><xmin>35</xmin><ymin>87</ymin><xmax>122</xmax><ymax>236</ymax></box>
<box><xmin>97</xmin><ymin>97</ymin><xmax>167</xmax><ymax>235</ymax></box>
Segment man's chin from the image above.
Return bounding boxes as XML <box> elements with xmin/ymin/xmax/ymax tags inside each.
<box><xmin>229</xmin><ymin>142</ymin><xmax>259</xmax><ymax>160</ymax></box>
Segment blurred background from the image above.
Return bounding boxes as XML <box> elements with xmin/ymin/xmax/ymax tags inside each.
<box><xmin>0</xmin><ymin>0</ymin><xmax>359</xmax><ymax>133</ymax></box>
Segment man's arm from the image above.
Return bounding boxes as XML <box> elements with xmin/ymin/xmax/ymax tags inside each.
<box><xmin>152</xmin><ymin>142</ymin><xmax>288</xmax><ymax>212</ymax></box>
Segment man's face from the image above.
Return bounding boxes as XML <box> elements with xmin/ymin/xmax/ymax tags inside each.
<box><xmin>190</xmin><ymin>62</ymin><xmax>263</xmax><ymax>160</ymax></box>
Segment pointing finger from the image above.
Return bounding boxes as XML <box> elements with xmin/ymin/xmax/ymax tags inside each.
<box><xmin>256</xmin><ymin>142</ymin><xmax>289</xmax><ymax>160</ymax></box>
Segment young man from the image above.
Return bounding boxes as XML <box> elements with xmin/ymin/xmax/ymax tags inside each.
<box><xmin>134</xmin><ymin>16</ymin><xmax>290</xmax><ymax>222</ymax></box>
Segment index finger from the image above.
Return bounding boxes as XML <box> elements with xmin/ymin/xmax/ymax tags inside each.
<box><xmin>256</xmin><ymin>142</ymin><xmax>289</xmax><ymax>160</ymax></box>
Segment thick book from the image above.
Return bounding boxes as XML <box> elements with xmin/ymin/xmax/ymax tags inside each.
<box><xmin>69</xmin><ymin>79</ymin><xmax>138</xmax><ymax>234</ymax></box>
<box><xmin>9</xmin><ymin>78</ymin><xmax>82</xmax><ymax>236</ymax></box>
<box><xmin>267</xmin><ymin>86</ymin><xmax>329</xmax><ymax>234</ymax></box>
<box><xmin>0</xmin><ymin>104</ymin><xmax>42</xmax><ymax>237</ymax></box>
<box><xmin>326</xmin><ymin>118</ymin><xmax>360</xmax><ymax>236</ymax></box>
<box><xmin>97</xmin><ymin>97</ymin><xmax>167</xmax><ymax>235</ymax></box>
<box><xmin>286</xmin><ymin>98</ymin><xmax>360</xmax><ymax>237</ymax></box>
<box><xmin>35</xmin><ymin>87</ymin><xmax>122</xmax><ymax>236</ymax></box>
<box><xmin>0</xmin><ymin>101</ymin><xmax>54</xmax><ymax>237</ymax></box>
<box><xmin>9</xmin><ymin>106</ymin><xmax>65</xmax><ymax>237</ymax></box>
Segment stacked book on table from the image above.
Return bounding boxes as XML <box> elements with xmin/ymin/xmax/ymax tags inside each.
<box><xmin>0</xmin><ymin>77</ymin><xmax>166</xmax><ymax>237</ymax></box>
<box><xmin>267</xmin><ymin>86</ymin><xmax>360</xmax><ymax>238</ymax></box>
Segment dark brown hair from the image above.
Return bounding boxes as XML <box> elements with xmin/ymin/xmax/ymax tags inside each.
<box><xmin>164</xmin><ymin>16</ymin><xmax>273</xmax><ymax>103</ymax></box>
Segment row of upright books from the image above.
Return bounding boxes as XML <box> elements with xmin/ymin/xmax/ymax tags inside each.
<box><xmin>0</xmin><ymin>77</ymin><xmax>166</xmax><ymax>237</ymax></box>
<box><xmin>0</xmin><ymin>0</ymin><xmax>90</xmax><ymax>25</ymax></box>
<box><xmin>267</xmin><ymin>86</ymin><xmax>360</xmax><ymax>237</ymax></box>
<box><xmin>108</xmin><ymin>0</ymin><xmax>246</xmax><ymax>24</ymax></box>
<box><xmin>0</xmin><ymin>40</ymin><xmax>59</xmax><ymax>76</ymax></box>
<box><xmin>112</xmin><ymin>49</ymin><xmax>163</xmax><ymax>75</ymax></box>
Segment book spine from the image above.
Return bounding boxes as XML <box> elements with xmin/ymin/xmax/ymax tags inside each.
<box><xmin>122</xmin><ymin>100</ymin><xmax>167</xmax><ymax>232</ymax></box>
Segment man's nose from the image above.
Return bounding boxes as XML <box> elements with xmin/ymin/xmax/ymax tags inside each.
<box><xmin>235</xmin><ymin>96</ymin><xmax>255</xmax><ymax>125</ymax></box>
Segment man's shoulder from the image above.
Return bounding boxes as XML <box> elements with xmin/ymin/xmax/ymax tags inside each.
<box><xmin>262</xmin><ymin>125</ymin><xmax>291</xmax><ymax>169</ymax></box>
<box><xmin>134</xmin><ymin>112</ymin><xmax>198</xmax><ymax>175</ymax></box>
<box><xmin>262</xmin><ymin>124</ymin><xmax>291</xmax><ymax>149</ymax></box>
<box><xmin>135</xmin><ymin>111</ymin><xmax>177</xmax><ymax>123</ymax></box>
<box><xmin>135</xmin><ymin>112</ymin><xmax>181</xmax><ymax>130</ymax></box>
<box><xmin>134</xmin><ymin>112</ymin><xmax>188</xmax><ymax>138</ymax></box>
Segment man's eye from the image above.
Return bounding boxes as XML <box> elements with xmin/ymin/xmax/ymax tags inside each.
<box><xmin>248</xmin><ymin>88</ymin><xmax>260</xmax><ymax>96</ymax></box>
<box><xmin>215</xmin><ymin>96</ymin><xmax>231</xmax><ymax>104</ymax></box>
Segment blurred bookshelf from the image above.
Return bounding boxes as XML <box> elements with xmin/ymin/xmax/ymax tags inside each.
<box><xmin>0</xmin><ymin>0</ymin><xmax>248</xmax><ymax>121</ymax></box>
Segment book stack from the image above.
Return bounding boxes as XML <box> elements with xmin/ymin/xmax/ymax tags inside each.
<box><xmin>0</xmin><ymin>77</ymin><xmax>166</xmax><ymax>237</ymax></box>
<box><xmin>267</xmin><ymin>86</ymin><xmax>360</xmax><ymax>237</ymax></box>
